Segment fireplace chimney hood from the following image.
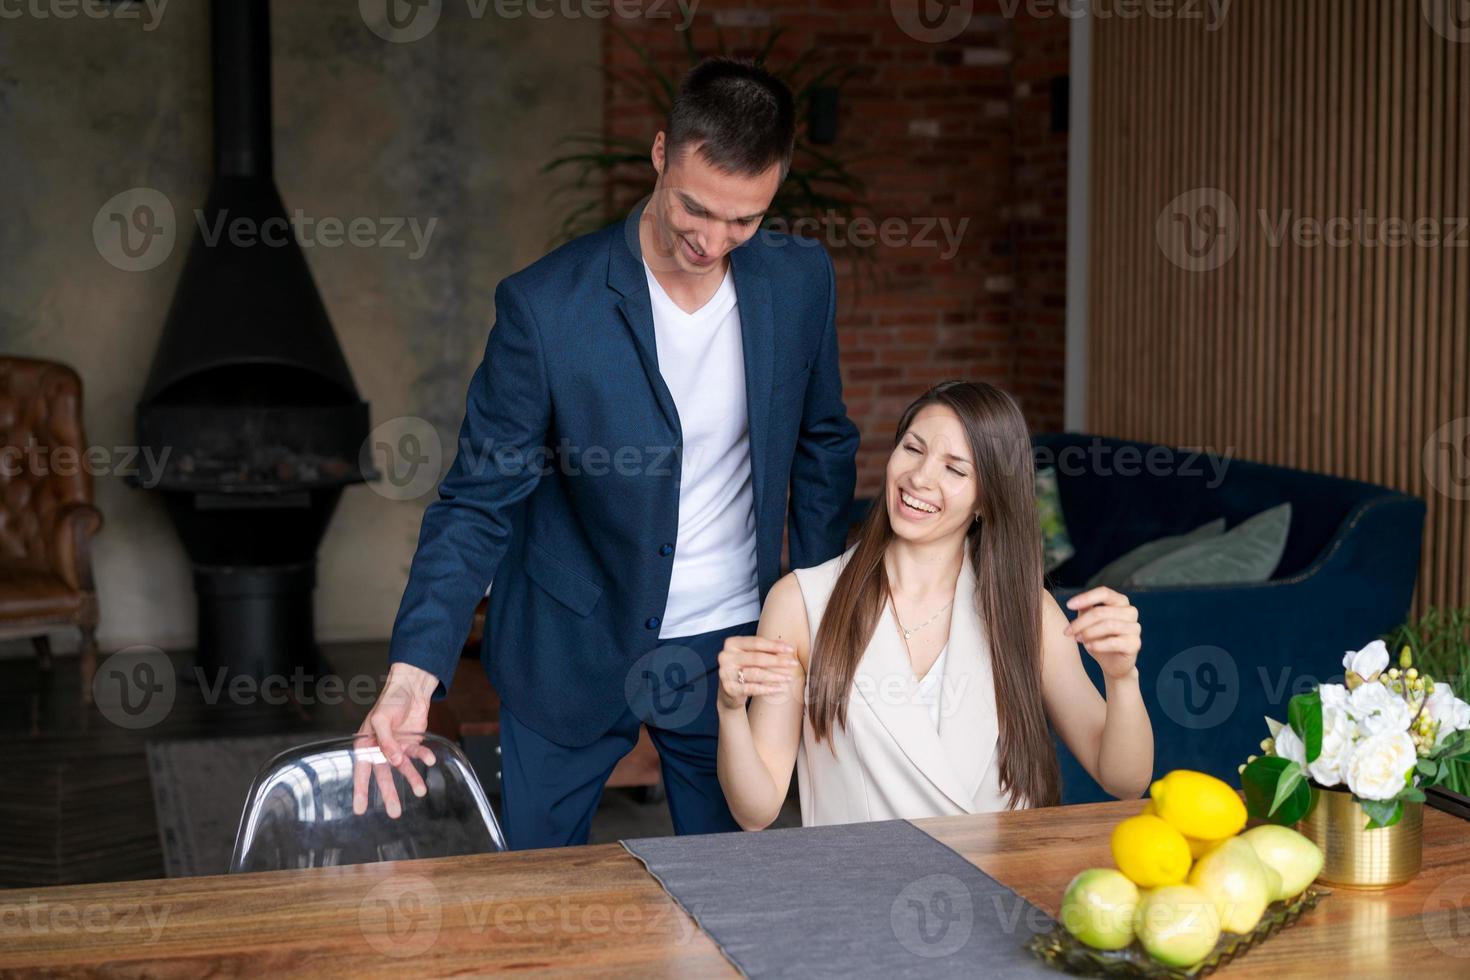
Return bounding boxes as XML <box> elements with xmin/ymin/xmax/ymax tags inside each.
<box><xmin>135</xmin><ymin>0</ymin><xmax>374</xmax><ymax>682</ymax></box>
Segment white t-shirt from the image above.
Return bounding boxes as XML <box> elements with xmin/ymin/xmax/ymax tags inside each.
<box><xmin>644</xmin><ymin>261</ymin><xmax>762</xmax><ymax>638</ymax></box>
<box><xmin>915</xmin><ymin>643</ymin><xmax>949</xmax><ymax>729</ymax></box>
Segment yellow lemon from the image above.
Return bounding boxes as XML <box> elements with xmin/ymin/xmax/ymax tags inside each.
<box><xmin>1149</xmin><ymin>770</ymin><xmax>1247</xmax><ymax>840</ymax></box>
<box><xmin>1186</xmin><ymin>835</ymin><xmax>1227</xmax><ymax>860</ymax></box>
<box><xmin>1111</xmin><ymin>814</ymin><xmax>1193</xmax><ymax>888</ymax></box>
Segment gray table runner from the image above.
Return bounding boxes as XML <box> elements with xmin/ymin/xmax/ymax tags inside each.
<box><xmin>621</xmin><ymin>819</ymin><xmax>1057</xmax><ymax>978</ymax></box>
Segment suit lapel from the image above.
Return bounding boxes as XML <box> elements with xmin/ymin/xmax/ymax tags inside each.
<box><xmin>730</xmin><ymin>243</ymin><xmax>772</xmax><ymax>525</ymax></box>
<box><xmin>851</xmin><ymin>557</ymin><xmax>1000</xmax><ymax>812</ymax></box>
<box><xmin>607</xmin><ymin>205</ymin><xmax>682</xmax><ymax>440</ymax></box>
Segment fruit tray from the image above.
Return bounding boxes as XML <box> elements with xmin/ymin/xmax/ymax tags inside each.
<box><xmin>1024</xmin><ymin>888</ymin><xmax>1327</xmax><ymax>978</ymax></box>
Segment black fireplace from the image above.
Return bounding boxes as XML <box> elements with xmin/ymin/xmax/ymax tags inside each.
<box><xmin>135</xmin><ymin>0</ymin><xmax>373</xmax><ymax>681</ymax></box>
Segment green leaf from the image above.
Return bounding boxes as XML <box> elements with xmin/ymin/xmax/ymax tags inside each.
<box><xmin>1270</xmin><ymin>761</ymin><xmax>1306</xmax><ymax>817</ymax></box>
<box><xmin>1359</xmin><ymin>797</ymin><xmax>1404</xmax><ymax>830</ymax></box>
<box><xmin>1288</xmin><ymin>690</ymin><xmax>1324</xmax><ymax>763</ymax></box>
<box><xmin>1398</xmin><ymin>786</ymin><xmax>1427</xmax><ymax>804</ymax></box>
<box><xmin>1430</xmin><ymin>729</ymin><xmax>1470</xmax><ymax>760</ymax></box>
<box><xmin>1241</xmin><ymin>756</ymin><xmax>1313</xmax><ymax>825</ymax></box>
<box><xmin>1417</xmin><ymin>757</ymin><xmax>1440</xmax><ymax>777</ymax></box>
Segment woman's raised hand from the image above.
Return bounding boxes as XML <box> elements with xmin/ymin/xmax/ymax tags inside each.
<box><xmin>1063</xmin><ymin>586</ymin><xmax>1142</xmax><ymax>680</ymax></box>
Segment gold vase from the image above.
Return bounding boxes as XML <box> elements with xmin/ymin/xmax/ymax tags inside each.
<box><xmin>1296</xmin><ymin>786</ymin><xmax>1423</xmax><ymax>888</ymax></box>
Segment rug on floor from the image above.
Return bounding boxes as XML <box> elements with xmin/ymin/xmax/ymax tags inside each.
<box><xmin>146</xmin><ymin>733</ymin><xmax>319</xmax><ymax>878</ymax></box>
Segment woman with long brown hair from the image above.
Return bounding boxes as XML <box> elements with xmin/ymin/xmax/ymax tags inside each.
<box><xmin>716</xmin><ymin>381</ymin><xmax>1153</xmax><ymax>827</ymax></box>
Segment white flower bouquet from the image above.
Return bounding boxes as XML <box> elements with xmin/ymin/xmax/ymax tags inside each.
<box><xmin>1240</xmin><ymin>639</ymin><xmax>1470</xmax><ymax>828</ymax></box>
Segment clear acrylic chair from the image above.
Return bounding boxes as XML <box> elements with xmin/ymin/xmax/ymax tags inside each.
<box><xmin>229</xmin><ymin>731</ymin><xmax>506</xmax><ymax>873</ymax></box>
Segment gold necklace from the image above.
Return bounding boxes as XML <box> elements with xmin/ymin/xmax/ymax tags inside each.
<box><xmin>891</xmin><ymin>594</ymin><xmax>953</xmax><ymax>641</ymax></box>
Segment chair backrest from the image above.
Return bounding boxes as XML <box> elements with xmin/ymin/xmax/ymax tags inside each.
<box><xmin>0</xmin><ymin>356</ymin><xmax>92</xmax><ymax>565</ymax></box>
<box><xmin>229</xmin><ymin>732</ymin><xmax>506</xmax><ymax>873</ymax></box>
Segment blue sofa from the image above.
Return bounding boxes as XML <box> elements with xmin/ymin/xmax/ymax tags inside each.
<box><xmin>1035</xmin><ymin>433</ymin><xmax>1426</xmax><ymax>804</ymax></box>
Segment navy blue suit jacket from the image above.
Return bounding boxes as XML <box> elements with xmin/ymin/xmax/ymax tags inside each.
<box><xmin>387</xmin><ymin>209</ymin><xmax>860</xmax><ymax>746</ymax></box>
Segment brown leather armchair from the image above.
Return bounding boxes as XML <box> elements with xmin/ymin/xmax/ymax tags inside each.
<box><xmin>0</xmin><ymin>357</ymin><xmax>103</xmax><ymax>701</ymax></box>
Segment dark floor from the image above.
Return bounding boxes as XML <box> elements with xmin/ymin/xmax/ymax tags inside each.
<box><xmin>0</xmin><ymin>643</ymin><xmax>799</xmax><ymax>890</ymax></box>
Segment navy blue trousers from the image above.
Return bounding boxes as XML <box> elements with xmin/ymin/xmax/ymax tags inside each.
<box><xmin>497</xmin><ymin>620</ymin><xmax>755</xmax><ymax>850</ymax></box>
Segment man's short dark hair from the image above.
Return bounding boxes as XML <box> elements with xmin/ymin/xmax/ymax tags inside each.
<box><xmin>666</xmin><ymin>57</ymin><xmax>796</xmax><ymax>180</ymax></box>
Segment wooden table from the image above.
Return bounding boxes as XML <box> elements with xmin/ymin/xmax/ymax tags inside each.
<box><xmin>3</xmin><ymin>800</ymin><xmax>1467</xmax><ymax>977</ymax></box>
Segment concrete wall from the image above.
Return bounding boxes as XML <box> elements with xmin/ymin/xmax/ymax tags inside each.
<box><xmin>0</xmin><ymin>1</ymin><xmax>601</xmax><ymax>653</ymax></box>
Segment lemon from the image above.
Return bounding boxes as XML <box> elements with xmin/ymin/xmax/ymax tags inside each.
<box><xmin>1149</xmin><ymin>770</ymin><xmax>1247</xmax><ymax>840</ymax></box>
<box><xmin>1185</xmin><ymin>834</ymin><xmax>1226</xmax><ymax>860</ymax></box>
<box><xmin>1111</xmin><ymin>814</ymin><xmax>1193</xmax><ymax>888</ymax></box>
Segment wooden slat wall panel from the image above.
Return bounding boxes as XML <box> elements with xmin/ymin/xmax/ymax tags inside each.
<box><xmin>1087</xmin><ymin>0</ymin><xmax>1469</xmax><ymax>616</ymax></box>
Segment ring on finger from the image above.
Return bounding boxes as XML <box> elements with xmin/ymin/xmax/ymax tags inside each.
<box><xmin>737</xmin><ymin>668</ymin><xmax>745</xmax><ymax>684</ymax></box>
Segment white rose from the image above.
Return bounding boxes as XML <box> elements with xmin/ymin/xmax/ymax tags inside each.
<box><xmin>1425</xmin><ymin>686</ymin><xmax>1470</xmax><ymax>748</ymax></box>
<box><xmin>1348</xmin><ymin>681</ymin><xmax>1412</xmax><ymax>736</ymax></box>
<box><xmin>1343</xmin><ymin>640</ymin><xmax>1390</xmax><ymax>681</ymax></box>
<box><xmin>1319</xmin><ymin>683</ymin><xmax>1350</xmax><ymax>711</ymax></box>
<box><xmin>1273</xmin><ymin>723</ymin><xmax>1307</xmax><ymax>766</ymax></box>
<box><xmin>1306</xmin><ymin>705</ymin><xmax>1356</xmax><ymax>788</ymax></box>
<box><xmin>1345</xmin><ymin>730</ymin><xmax>1417</xmax><ymax>801</ymax></box>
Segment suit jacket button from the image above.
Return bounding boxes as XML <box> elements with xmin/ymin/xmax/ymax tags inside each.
<box><xmin>645</xmin><ymin>617</ymin><xmax>660</xmax><ymax>630</ymax></box>
<box><xmin>659</xmin><ymin>543</ymin><xmax>673</xmax><ymax>557</ymax></box>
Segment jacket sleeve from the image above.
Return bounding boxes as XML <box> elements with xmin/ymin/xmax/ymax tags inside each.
<box><xmin>386</xmin><ymin>278</ymin><xmax>550</xmax><ymax>698</ymax></box>
<box><xmin>787</xmin><ymin>246</ymin><xmax>860</xmax><ymax>570</ymax></box>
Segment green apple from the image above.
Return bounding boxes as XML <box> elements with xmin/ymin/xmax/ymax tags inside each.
<box><xmin>1134</xmin><ymin>885</ymin><xmax>1221</xmax><ymax>968</ymax></box>
<box><xmin>1060</xmin><ymin>868</ymin><xmax>1139</xmax><ymax>950</ymax></box>
<box><xmin>1239</xmin><ymin>825</ymin><xmax>1324</xmax><ymax>901</ymax></box>
<box><xmin>1188</xmin><ymin>838</ymin><xmax>1272</xmax><ymax>933</ymax></box>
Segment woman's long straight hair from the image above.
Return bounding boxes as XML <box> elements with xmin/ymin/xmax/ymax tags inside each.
<box><xmin>806</xmin><ymin>381</ymin><xmax>1060</xmax><ymax>809</ymax></box>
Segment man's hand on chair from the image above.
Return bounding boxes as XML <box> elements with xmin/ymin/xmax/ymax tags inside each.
<box><xmin>353</xmin><ymin>662</ymin><xmax>439</xmax><ymax>818</ymax></box>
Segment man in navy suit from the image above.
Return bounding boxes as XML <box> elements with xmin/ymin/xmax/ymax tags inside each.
<box><xmin>354</xmin><ymin>58</ymin><xmax>859</xmax><ymax>849</ymax></box>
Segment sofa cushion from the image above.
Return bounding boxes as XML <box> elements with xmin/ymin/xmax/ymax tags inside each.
<box><xmin>1130</xmin><ymin>502</ymin><xmax>1292</xmax><ymax>587</ymax></box>
<box><xmin>1036</xmin><ymin>466</ymin><xmax>1075</xmax><ymax>573</ymax></box>
<box><xmin>1085</xmin><ymin>518</ymin><xmax>1226</xmax><ymax>589</ymax></box>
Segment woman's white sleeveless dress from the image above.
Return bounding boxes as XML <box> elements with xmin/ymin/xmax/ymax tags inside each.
<box><xmin>792</xmin><ymin>546</ymin><xmax>1016</xmax><ymax>825</ymax></box>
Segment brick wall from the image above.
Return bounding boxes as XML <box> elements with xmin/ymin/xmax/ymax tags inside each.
<box><xmin>601</xmin><ymin>1</ymin><xmax>1069</xmax><ymax>497</ymax></box>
